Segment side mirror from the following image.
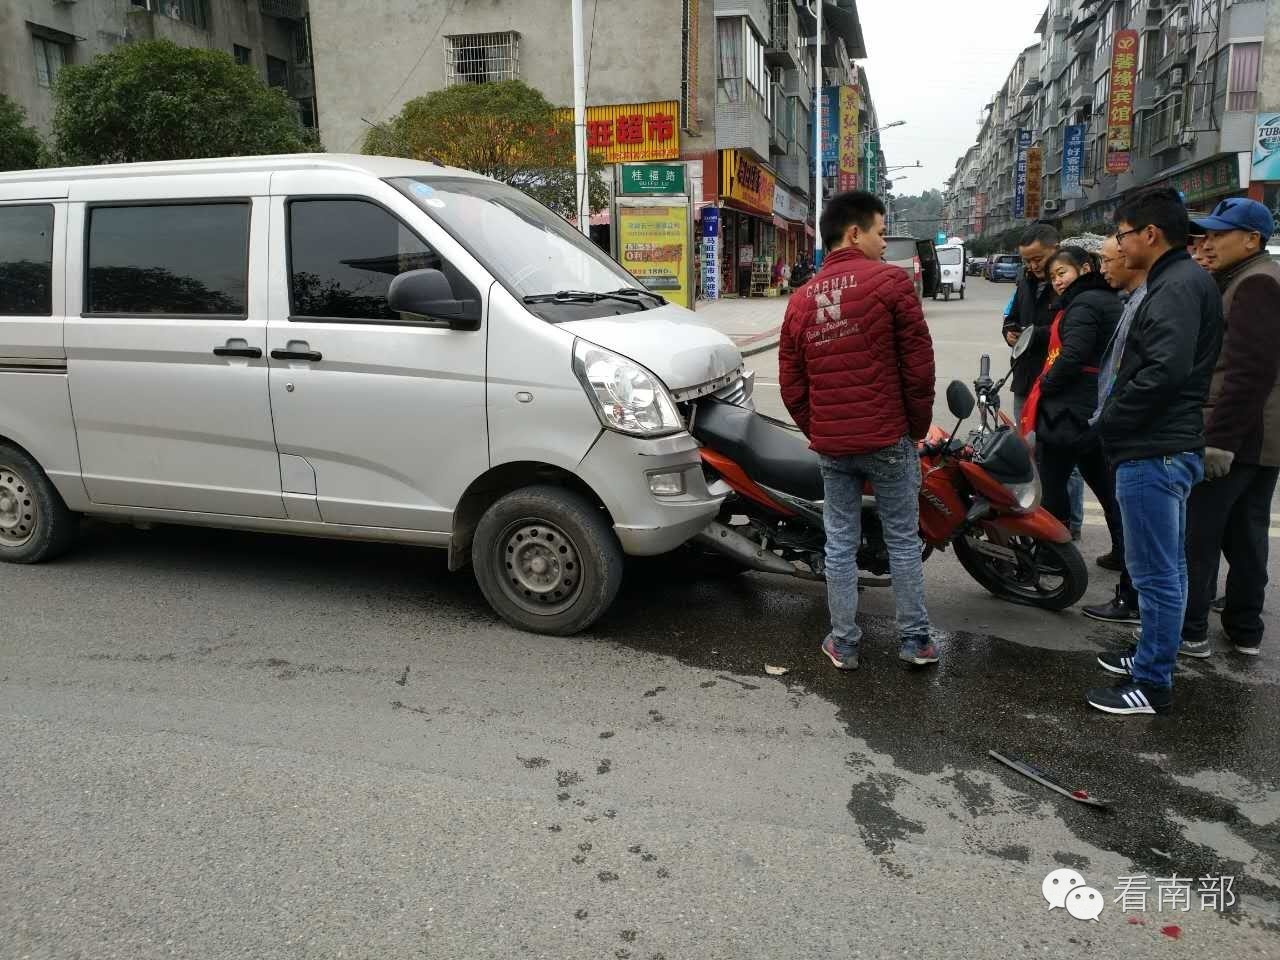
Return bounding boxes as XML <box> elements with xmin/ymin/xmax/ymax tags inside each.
<box><xmin>947</xmin><ymin>379</ymin><xmax>976</xmax><ymax>420</ymax></box>
<box><xmin>388</xmin><ymin>268</ymin><xmax>481</xmax><ymax>330</ymax></box>
<box><xmin>1011</xmin><ymin>325</ymin><xmax>1035</xmax><ymax>361</ymax></box>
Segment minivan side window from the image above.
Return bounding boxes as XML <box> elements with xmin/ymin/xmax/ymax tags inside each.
<box><xmin>287</xmin><ymin>198</ymin><xmax>476</xmax><ymax>322</ymax></box>
<box><xmin>0</xmin><ymin>204</ymin><xmax>54</xmax><ymax>316</ymax></box>
<box><xmin>86</xmin><ymin>203</ymin><xmax>250</xmax><ymax>316</ymax></box>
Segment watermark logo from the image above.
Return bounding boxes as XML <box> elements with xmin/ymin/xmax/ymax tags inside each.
<box><xmin>1043</xmin><ymin>869</ymin><xmax>1104</xmax><ymax>921</ymax></box>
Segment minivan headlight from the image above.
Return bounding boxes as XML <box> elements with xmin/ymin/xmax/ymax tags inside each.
<box><xmin>572</xmin><ymin>339</ymin><xmax>681</xmax><ymax>437</ymax></box>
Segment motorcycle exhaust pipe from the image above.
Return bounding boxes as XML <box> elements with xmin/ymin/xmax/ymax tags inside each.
<box><xmin>693</xmin><ymin>521</ymin><xmax>821</xmax><ymax>580</ymax></box>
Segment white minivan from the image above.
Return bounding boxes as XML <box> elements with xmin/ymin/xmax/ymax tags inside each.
<box><xmin>0</xmin><ymin>154</ymin><xmax>749</xmax><ymax>634</ymax></box>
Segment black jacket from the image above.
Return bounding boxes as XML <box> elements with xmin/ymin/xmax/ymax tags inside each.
<box><xmin>1037</xmin><ymin>272</ymin><xmax>1121</xmax><ymax>447</ymax></box>
<box><xmin>1003</xmin><ymin>268</ymin><xmax>1056</xmax><ymax>396</ymax></box>
<box><xmin>1098</xmin><ymin>248</ymin><xmax>1223</xmax><ymax>464</ymax></box>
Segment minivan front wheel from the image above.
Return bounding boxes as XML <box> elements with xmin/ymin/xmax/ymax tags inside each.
<box><xmin>472</xmin><ymin>485</ymin><xmax>623</xmax><ymax>636</ymax></box>
<box><xmin>0</xmin><ymin>441</ymin><xmax>79</xmax><ymax>564</ymax></box>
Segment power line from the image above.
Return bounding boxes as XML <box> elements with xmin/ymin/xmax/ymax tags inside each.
<box><xmin>349</xmin><ymin>0</ymin><xmax>456</xmax><ymax>152</ymax></box>
<box><xmin>577</xmin><ymin>0</ymin><xmax>600</xmax><ymax>220</ymax></box>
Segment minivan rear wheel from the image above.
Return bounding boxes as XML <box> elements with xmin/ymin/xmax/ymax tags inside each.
<box><xmin>0</xmin><ymin>441</ymin><xmax>79</xmax><ymax>564</ymax></box>
<box><xmin>472</xmin><ymin>485</ymin><xmax>623</xmax><ymax>636</ymax></box>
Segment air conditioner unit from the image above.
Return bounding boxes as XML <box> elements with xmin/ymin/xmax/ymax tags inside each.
<box><xmin>1170</xmin><ymin>66</ymin><xmax>1186</xmax><ymax>85</ymax></box>
<box><xmin>1042</xmin><ymin>199</ymin><xmax>1061</xmax><ymax>213</ymax></box>
<box><xmin>1179</xmin><ymin>129</ymin><xmax>1196</xmax><ymax>147</ymax></box>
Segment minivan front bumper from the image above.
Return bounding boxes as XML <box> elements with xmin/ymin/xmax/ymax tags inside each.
<box><xmin>576</xmin><ymin>430</ymin><xmax>724</xmax><ymax>556</ymax></box>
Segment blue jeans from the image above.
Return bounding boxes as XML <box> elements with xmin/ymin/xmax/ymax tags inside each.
<box><xmin>1068</xmin><ymin>468</ymin><xmax>1084</xmax><ymax>532</ymax></box>
<box><xmin>1116</xmin><ymin>453</ymin><xmax>1204</xmax><ymax>688</ymax></box>
<box><xmin>821</xmin><ymin>437</ymin><xmax>931</xmax><ymax>653</ymax></box>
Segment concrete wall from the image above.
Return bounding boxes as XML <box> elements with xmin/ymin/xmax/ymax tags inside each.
<box><xmin>1</xmin><ymin>0</ymin><xmax>309</xmax><ymax>139</ymax></box>
<box><xmin>1259</xmin><ymin>0</ymin><xmax>1280</xmax><ymax>111</ymax></box>
<box><xmin>310</xmin><ymin>0</ymin><xmax>707</xmax><ymax>156</ymax></box>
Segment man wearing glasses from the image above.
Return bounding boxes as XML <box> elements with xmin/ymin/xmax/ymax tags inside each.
<box><xmin>1088</xmin><ymin>188</ymin><xmax>1223</xmax><ymax>715</ymax></box>
<box><xmin>1081</xmin><ymin>235</ymin><xmax>1146</xmax><ymax>625</ymax></box>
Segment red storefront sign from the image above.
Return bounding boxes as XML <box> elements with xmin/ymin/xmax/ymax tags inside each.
<box><xmin>1106</xmin><ymin>30</ymin><xmax>1139</xmax><ymax>174</ymax></box>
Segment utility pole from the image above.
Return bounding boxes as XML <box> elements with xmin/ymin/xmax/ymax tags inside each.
<box><xmin>571</xmin><ymin>0</ymin><xmax>590</xmax><ymax>236</ymax></box>
<box><xmin>813</xmin><ymin>0</ymin><xmax>823</xmax><ymax>266</ymax></box>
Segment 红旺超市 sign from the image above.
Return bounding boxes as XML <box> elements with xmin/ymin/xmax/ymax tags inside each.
<box><xmin>555</xmin><ymin>101</ymin><xmax>679</xmax><ymax>163</ymax></box>
<box><xmin>720</xmin><ymin>150</ymin><xmax>776</xmax><ymax>216</ymax></box>
<box><xmin>619</xmin><ymin>162</ymin><xmax>686</xmax><ymax>195</ymax></box>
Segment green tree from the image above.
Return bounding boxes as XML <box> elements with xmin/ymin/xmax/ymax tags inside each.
<box><xmin>0</xmin><ymin>94</ymin><xmax>44</xmax><ymax>171</ymax></box>
<box><xmin>52</xmin><ymin>40</ymin><xmax>316</xmax><ymax>165</ymax></box>
<box><xmin>364</xmin><ymin>80</ymin><xmax>608</xmax><ymax>220</ymax></box>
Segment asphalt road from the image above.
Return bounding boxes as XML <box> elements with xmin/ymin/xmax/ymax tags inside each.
<box><xmin>3</xmin><ymin>276</ymin><xmax>1278</xmax><ymax>959</ymax></box>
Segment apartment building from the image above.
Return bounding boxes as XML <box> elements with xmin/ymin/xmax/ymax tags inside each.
<box><xmin>308</xmin><ymin>1</ymin><xmax>881</xmax><ymax>296</ymax></box>
<box><xmin>0</xmin><ymin>0</ymin><xmax>318</xmax><ymax>137</ymax></box>
<box><xmin>945</xmin><ymin>0</ymin><xmax>1277</xmax><ymax>244</ymax></box>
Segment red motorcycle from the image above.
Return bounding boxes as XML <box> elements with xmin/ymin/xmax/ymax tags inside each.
<box><xmin>687</xmin><ymin>352</ymin><xmax>1088</xmax><ymax>610</ymax></box>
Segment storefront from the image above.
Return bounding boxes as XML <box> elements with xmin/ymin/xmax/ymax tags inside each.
<box><xmin>1060</xmin><ymin>152</ymin><xmax>1252</xmax><ymax>235</ymax></box>
<box><xmin>773</xmin><ymin>186</ymin><xmax>810</xmax><ymax>274</ymax></box>
<box><xmin>718</xmin><ymin>150</ymin><xmax>778</xmax><ymax>296</ymax></box>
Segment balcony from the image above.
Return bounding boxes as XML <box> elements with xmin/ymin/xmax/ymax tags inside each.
<box><xmin>776</xmin><ymin>139</ymin><xmax>811</xmax><ymax>192</ymax></box>
<box><xmin>767</xmin><ymin>0</ymin><xmax>799</xmax><ymax>69</ymax></box>
<box><xmin>1069</xmin><ymin>75</ymin><xmax>1094</xmax><ymax>108</ymax></box>
<box><xmin>260</xmin><ymin>0</ymin><xmax>306</xmax><ymax>19</ymax></box>
<box><xmin>1069</xmin><ymin>16</ymin><xmax>1098</xmax><ymax>52</ymax></box>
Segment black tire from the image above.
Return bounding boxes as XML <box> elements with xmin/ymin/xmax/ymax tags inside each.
<box><xmin>953</xmin><ymin>531</ymin><xmax>1087</xmax><ymax>611</ymax></box>
<box><xmin>0</xmin><ymin>441</ymin><xmax>79</xmax><ymax>564</ymax></box>
<box><xmin>959</xmin><ymin>286</ymin><xmax>966</xmax><ymax>300</ymax></box>
<box><xmin>944</xmin><ymin>288</ymin><xmax>951</xmax><ymax>301</ymax></box>
<box><xmin>472</xmin><ymin>484</ymin><xmax>624</xmax><ymax>636</ymax></box>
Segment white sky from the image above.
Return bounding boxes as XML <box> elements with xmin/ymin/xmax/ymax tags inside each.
<box><xmin>856</xmin><ymin>0</ymin><xmax>1044</xmax><ymax>192</ymax></box>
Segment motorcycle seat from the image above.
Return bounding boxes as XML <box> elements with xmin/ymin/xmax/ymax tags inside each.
<box><xmin>691</xmin><ymin>400</ymin><xmax>824</xmax><ymax>502</ymax></box>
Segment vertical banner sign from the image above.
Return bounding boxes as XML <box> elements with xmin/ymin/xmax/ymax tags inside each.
<box><xmin>619</xmin><ymin>205</ymin><xmax>691</xmax><ymax>308</ymax></box>
<box><xmin>1013</xmin><ymin>129</ymin><xmax>1032</xmax><ymax>219</ymax></box>
<box><xmin>838</xmin><ymin>85</ymin><xmax>860</xmax><ymax>192</ymax></box>
<box><xmin>1106</xmin><ymin>30</ymin><xmax>1139</xmax><ymax>174</ymax></box>
<box><xmin>865</xmin><ymin>136</ymin><xmax>879</xmax><ymax>195</ymax></box>
<box><xmin>1252</xmin><ymin>113</ymin><xmax>1280</xmax><ymax>181</ymax></box>
<box><xmin>821</xmin><ymin>87</ymin><xmax>840</xmax><ymax>168</ymax></box>
<box><xmin>1062</xmin><ymin>123</ymin><xmax>1087</xmax><ymax>198</ymax></box>
<box><xmin>1025</xmin><ymin>146</ymin><xmax>1043</xmax><ymax>218</ymax></box>
<box><xmin>700</xmin><ymin>207</ymin><xmax>720</xmax><ymax>301</ymax></box>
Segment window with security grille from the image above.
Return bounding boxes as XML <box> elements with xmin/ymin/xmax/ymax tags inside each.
<box><xmin>445</xmin><ymin>32</ymin><xmax>520</xmax><ymax>86</ymax></box>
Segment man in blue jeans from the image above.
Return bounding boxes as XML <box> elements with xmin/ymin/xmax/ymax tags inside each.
<box><xmin>1090</xmin><ymin>188</ymin><xmax>1223</xmax><ymax>714</ymax></box>
<box><xmin>779</xmin><ymin>191</ymin><xmax>937</xmax><ymax>670</ymax></box>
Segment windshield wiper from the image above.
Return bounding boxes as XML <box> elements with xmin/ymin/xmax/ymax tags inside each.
<box><xmin>606</xmin><ymin>287</ymin><xmax>666</xmax><ymax>306</ymax></box>
<box><xmin>522</xmin><ymin>290</ymin><xmax>650</xmax><ymax>308</ymax></box>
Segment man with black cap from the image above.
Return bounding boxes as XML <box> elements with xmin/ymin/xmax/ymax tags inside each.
<box><xmin>1180</xmin><ymin>198</ymin><xmax>1280</xmax><ymax>659</ymax></box>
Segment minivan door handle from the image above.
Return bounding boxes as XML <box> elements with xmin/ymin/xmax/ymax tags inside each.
<box><xmin>271</xmin><ymin>348</ymin><xmax>323</xmax><ymax>362</ymax></box>
<box><xmin>213</xmin><ymin>340</ymin><xmax>263</xmax><ymax>359</ymax></box>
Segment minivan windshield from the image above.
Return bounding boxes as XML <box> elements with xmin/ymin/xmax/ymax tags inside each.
<box><xmin>393</xmin><ymin>176</ymin><xmax>644</xmax><ymax>314</ymax></box>
<box><xmin>937</xmin><ymin>247</ymin><xmax>962</xmax><ymax>266</ymax></box>
<box><xmin>883</xmin><ymin>238</ymin><xmax>918</xmax><ymax>262</ymax></box>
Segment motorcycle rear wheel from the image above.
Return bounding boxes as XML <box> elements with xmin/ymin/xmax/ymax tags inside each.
<box><xmin>953</xmin><ymin>531</ymin><xmax>1087</xmax><ymax>611</ymax></box>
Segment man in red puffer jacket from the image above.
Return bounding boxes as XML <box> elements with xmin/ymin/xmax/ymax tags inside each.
<box><xmin>779</xmin><ymin>190</ymin><xmax>937</xmax><ymax>672</ymax></box>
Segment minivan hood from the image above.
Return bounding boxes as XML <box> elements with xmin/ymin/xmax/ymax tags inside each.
<box><xmin>561</xmin><ymin>304</ymin><xmax>743</xmax><ymax>397</ymax></box>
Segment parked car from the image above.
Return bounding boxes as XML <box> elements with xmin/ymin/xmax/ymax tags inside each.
<box><xmin>0</xmin><ymin>154</ymin><xmax>750</xmax><ymax>636</ymax></box>
<box><xmin>883</xmin><ymin>235</ymin><xmax>941</xmax><ymax>301</ymax></box>
<box><xmin>989</xmin><ymin>254</ymin><xmax>1021</xmax><ymax>282</ymax></box>
<box><xmin>967</xmin><ymin>256</ymin><xmax>988</xmax><ymax>276</ymax></box>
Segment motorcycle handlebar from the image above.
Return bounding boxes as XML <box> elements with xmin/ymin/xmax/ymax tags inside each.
<box><xmin>979</xmin><ymin>354</ymin><xmax>991</xmax><ymax>379</ymax></box>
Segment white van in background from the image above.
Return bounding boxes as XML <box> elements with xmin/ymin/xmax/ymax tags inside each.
<box><xmin>0</xmin><ymin>154</ymin><xmax>750</xmax><ymax>635</ymax></box>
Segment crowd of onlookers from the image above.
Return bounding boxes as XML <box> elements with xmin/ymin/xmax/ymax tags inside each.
<box><xmin>1005</xmin><ymin>188</ymin><xmax>1280</xmax><ymax>714</ymax></box>
<box><xmin>777</xmin><ymin>186</ymin><xmax>1276</xmax><ymax>716</ymax></box>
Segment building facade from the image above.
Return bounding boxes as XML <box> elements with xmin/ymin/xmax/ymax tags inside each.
<box><xmin>308</xmin><ymin>0</ymin><xmax>881</xmax><ymax>298</ymax></box>
<box><xmin>1</xmin><ymin>0</ymin><xmax>318</xmax><ymax>138</ymax></box>
<box><xmin>945</xmin><ymin>0</ymin><xmax>1276</xmax><ymax>246</ymax></box>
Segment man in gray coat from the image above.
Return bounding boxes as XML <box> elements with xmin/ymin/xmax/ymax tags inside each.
<box><xmin>1180</xmin><ymin>198</ymin><xmax>1280</xmax><ymax>658</ymax></box>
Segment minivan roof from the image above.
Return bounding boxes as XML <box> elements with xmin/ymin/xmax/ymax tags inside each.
<box><xmin>0</xmin><ymin>152</ymin><xmax>482</xmax><ymax>195</ymax></box>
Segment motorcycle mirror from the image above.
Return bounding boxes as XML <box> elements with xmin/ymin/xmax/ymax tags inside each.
<box><xmin>1011</xmin><ymin>326</ymin><xmax>1035</xmax><ymax>361</ymax></box>
<box><xmin>947</xmin><ymin>379</ymin><xmax>976</xmax><ymax>420</ymax></box>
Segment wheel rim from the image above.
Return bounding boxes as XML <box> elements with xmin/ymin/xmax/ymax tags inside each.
<box><xmin>0</xmin><ymin>464</ymin><xmax>37</xmax><ymax>548</ymax></box>
<box><xmin>494</xmin><ymin>518</ymin><xmax>585</xmax><ymax>617</ymax></box>
<box><xmin>964</xmin><ymin>532</ymin><xmax>1070</xmax><ymax>601</ymax></box>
